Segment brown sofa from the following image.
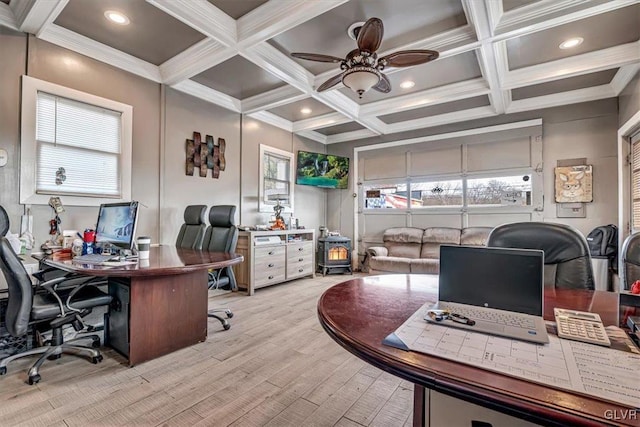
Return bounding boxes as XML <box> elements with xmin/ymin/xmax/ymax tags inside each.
<box><xmin>366</xmin><ymin>227</ymin><xmax>492</xmax><ymax>275</ymax></box>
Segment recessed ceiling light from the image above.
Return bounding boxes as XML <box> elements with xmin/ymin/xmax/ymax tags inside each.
<box><xmin>104</xmin><ymin>10</ymin><xmax>130</xmax><ymax>25</ymax></box>
<box><xmin>300</xmin><ymin>108</ymin><xmax>312</xmax><ymax>115</ymax></box>
<box><xmin>559</xmin><ymin>37</ymin><xmax>583</xmax><ymax>49</ymax></box>
<box><xmin>400</xmin><ymin>80</ymin><xmax>415</xmax><ymax>89</ymax></box>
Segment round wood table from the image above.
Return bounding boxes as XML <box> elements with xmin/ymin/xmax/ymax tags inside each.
<box><xmin>317</xmin><ymin>274</ymin><xmax>638</xmax><ymax>427</ymax></box>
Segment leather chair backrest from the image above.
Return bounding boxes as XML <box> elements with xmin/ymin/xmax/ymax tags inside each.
<box><xmin>203</xmin><ymin>205</ymin><xmax>238</xmax><ymax>253</ymax></box>
<box><xmin>621</xmin><ymin>233</ymin><xmax>640</xmax><ymax>290</ymax></box>
<box><xmin>0</xmin><ymin>237</ymin><xmax>33</xmax><ymax>337</ymax></box>
<box><xmin>175</xmin><ymin>205</ymin><xmax>208</xmax><ymax>249</ymax></box>
<box><xmin>487</xmin><ymin>222</ymin><xmax>594</xmax><ymax>290</ymax></box>
<box><xmin>0</xmin><ymin>205</ymin><xmax>9</xmax><ymax>237</ymax></box>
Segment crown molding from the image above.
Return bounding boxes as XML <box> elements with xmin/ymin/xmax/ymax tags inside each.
<box><xmin>313</xmin><ymin>90</ymin><xmax>359</xmax><ymax>121</ymax></box>
<box><xmin>39</xmin><ymin>24</ymin><xmax>162</xmax><ymax>82</ymax></box>
<box><xmin>242</xmin><ymin>86</ymin><xmax>307</xmax><ymax>114</ymax></box>
<box><xmin>160</xmin><ymin>40</ymin><xmax>235</xmax><ymax>85</ymax></box>
<box><xmin>171</xmin><ymin>80</ymin><xmax>242</xmax><ymax>113</ymax></box>
<box><xmin>485</xmin><ymin>0</ymin><xmax>503</xmax><ymax>32</ymax></box>
<box><xmin>494</xmin><ymin>0</ymin><xmax>638</xmax><ymax>40</ymax></box>
<box><xmin>247</xmin><ymin>110</ymin><xmax>293</xmax><ymax>132</ymax></box>
<box><xmin>241</xmin><ymin>42</ymin><xmax>314</xmax><ymax>94</ymax></box>
<box><xmin>326</xmin><ymin>129</ymin><xmax>378</xmax><ymax>145</ymax></box>
<box><xmin>9</xmin><ymin>0</ymin><xmax>33</xmax><ymax>29</ymax></box>
<box><xmin>462</xmin><ymin>0</ymin><xmax>492</xmax><ymax>41</ymax></box>
<box><xmin>506</xmin><ymin>85</ymin><xmax>616</xmax><ymax>114</ymax></box>
<box><xmin>295</xmin><ymin>130</ymin><xmax>328</xmax><ymax>144</ymax></box>
<box><xmin>292</xmin><ymin>112</ymin><xmax>350</xmax><ymax>132</ymax></box>
<box><xmin>503</xmin><ymin>41</ymin><xmax>640</xmax><ymax>89</ymax></box>
<box><xmin>237</xmin><ymin>0</ymin><xmax>347</xmax><ymax>47</ymax></box>
<box><xmin>0</xmin><ymin>2</ymin><xmax>17</xmax><ymax>30</ymax></box>
<box><xmin>146</xmin><ymin>0</ymin><xmax>237</xmax><ymax>47</ymax></box>
<box><xmin>611</xmin><ymin>64</ymin><xmax>640</xmax><ymax>95</ymax></box>
<box><xmin>360</xmin><ymin>78</ymin><xmax>489</xmax><ymax>117</ymax></box>
<box><xmin>357</xmin><ymin>117</ymin><xmax>387</xmax><ymax>135</ymax></box>
<box><xmin>385</xmin><ymin>106</ymin><xmax>496</xmax><ymax>135</ymax></box>
<box><xmin>21</xmin><ymin>0</ymin><xmax>67</xmax><ymax>36</ymax></box>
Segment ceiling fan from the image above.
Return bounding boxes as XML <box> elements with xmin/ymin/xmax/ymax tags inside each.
<box><xmin>291</xmin><ymin>17</ymin><xmax>439</xmax><ymax>98</ymax></box>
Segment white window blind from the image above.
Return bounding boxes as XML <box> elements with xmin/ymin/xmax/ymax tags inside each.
<box><xmin>631</xmin><ymin>133</ymin><xmax>640</xmax><ymax>231</ymax></box>
<box><xmin>35</xmin><ymin>92</ymin><xmax>122</xmax><ymax>197</ymax></box>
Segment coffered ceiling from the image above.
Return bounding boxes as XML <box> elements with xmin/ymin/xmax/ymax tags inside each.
<box><xmin>1</xmin><ymin>0</ymin><xmax>639</xmax><ymax>145</ymax></box>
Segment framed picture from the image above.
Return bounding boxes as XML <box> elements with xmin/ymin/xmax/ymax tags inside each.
<box><xmin>554</xmin><ymin>165</ymin><xmax>593</xmax><ymax>203</ymax></box>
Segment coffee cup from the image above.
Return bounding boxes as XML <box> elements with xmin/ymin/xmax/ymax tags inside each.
<box><xmin>137</xmin><ymin>236</ymin><xmax>151</xmax><ymax>260</ymax></box>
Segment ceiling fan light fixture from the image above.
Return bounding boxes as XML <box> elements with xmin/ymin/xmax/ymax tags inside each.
<box><xmin>559</xmin><ymin>37</ymin><xmax>583</xmax><ymax>49</ymax></box>
<box><xmin>342</xmin><ymin>66</ymin><xmax>381</xmax><ymax>98</ymax></box>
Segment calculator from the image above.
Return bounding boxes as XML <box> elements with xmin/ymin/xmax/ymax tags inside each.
<box><xmin>554</xmin><ymin>308</ymin><xmax>611</xmax><ymax>347</ymax></box>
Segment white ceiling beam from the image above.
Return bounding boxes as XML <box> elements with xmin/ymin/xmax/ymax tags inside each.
<box><xmin>295</xmin><ymin>130</ymin><xmax>328</xmax><ymax>144</ymax></box>
<box><xmin>247</xmin><ymin>111</ymin><xmax>293</xmax><ymax>132</ymax></box>
<box><xmin>159</xmin><ymin>40</ymin><xmax>235</xmax><ymax>86</ymax></box>
<box><xmin>503</xmin><ymin>41</ymin><xmax>640</xmax><ymax>89</ymax></box>
<box><xmin>384</xmin><ymin>106</ymin><xmax>497</xmax><ymax>135</ymax></box>
<box><xmin>506</xmin><ymin>85</ymin><xmax>616</xmax><ymax>114</ymax></box>
<box><xmin>0</xmin><ymin>2</ymin><xmax>18</xmax><ymax>30</ymax></box>
<box><xmin>39</xmin><ymin>24</ymin><xmax>162</xmax><ymax>82</ymax></box>
<box><xmin>611</xmin><ymin>65</ymin><xmax>640</xmax><ymax>95</ymax></box>
<box><xmin>359</xmin><ymin>78</ymin><xmax>489</xmax><ymax>117</ymax></box>
<box><xmin>19</xmin><ymin>0</ymin><xmax>67</xmax><ymax>36</ymax></box>
<box><xmin>494</xmin><ymin>0</ymin><xmax>639</xmax><ymax>40</ymax></box>
<box><xmin>236</xmin><ymin>0</ymin><xmax>348</xmax><ymax>48</ymax></box>
<box><xmin>145</xmin><ymin>0</ymin><xmax>237</xmax><ymax>47</ymax></box>
<box><xmin>326</xmin><ymin>129</ymin><xmax>379</xmax><ymax>145</ymax></box>
<box><xmin>485</xmin><ymin>0</ymin><xmax>503</xmax><ymax>32</ymax></box>
<box><xmin>171</xmin><ymin>80</ymin><xmax>241</xmax><ymax>113</ymax></box>
<box><xmin>292</xmin><ymin>112</ymin><xmax>350</xmax><ymax>132</ymax></box>
<box><xmin>242</xmin><ymin>86</ymin><xmax>307</xmax><ymax>114</ymax></box>
<box><xmin>10</xmin><ymin>0</ymin><xmax>34</xmax><ymax>27</ymax></box>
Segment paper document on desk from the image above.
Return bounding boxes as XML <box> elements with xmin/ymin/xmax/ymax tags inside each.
<box><xmin>383</xmin><ymin>303</ymin><xmax>640</xmax><ymax>408</ymax></box>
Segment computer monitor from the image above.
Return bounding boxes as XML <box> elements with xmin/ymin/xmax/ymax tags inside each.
<box><xmin>95</xmin><ymin>202</ymin><xmax>139</xmax><ymax>251</ymax></box>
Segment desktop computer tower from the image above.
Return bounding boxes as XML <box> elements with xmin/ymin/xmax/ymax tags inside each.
<box><xmin>105</xmin><ymin>278</ymin><xmax>130</xmax><ymax>358</ymax></box>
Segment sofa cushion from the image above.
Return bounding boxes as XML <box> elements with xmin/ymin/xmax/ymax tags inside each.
<box><xmin>461</xmin><ymin>227</ymin><xmax>492</xmax><ymax>246</ymax></box>
<box><xmin>384</xmin><ymin>227</ymin><xmax>423</xmax><ymax>258</ymax></box>
<box><xmin>410</xmin><ymin>258</ymin><xmax>440</xmax><ymax>274</ymax></box>
<box><xmin>420</xmin><ymin>227</ymin><xmax>461</xmax><ymax>258</ymax></box>
<box><xmin>369</xmin><ymin>256</ymin><xmax>413</xmax><ymax>273</ymax></box>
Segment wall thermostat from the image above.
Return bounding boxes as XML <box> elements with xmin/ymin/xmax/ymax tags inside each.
<box><xmin>0</xmin><ymin>148</ymin><xmax>7</xmax><ymax>167</ymax></box>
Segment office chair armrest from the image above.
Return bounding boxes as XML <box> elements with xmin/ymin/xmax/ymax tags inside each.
<box><xmin>38</xmin><ymin>276</ymin><xmax>73</xmax><ymax>316</ymax></box>
<box><xmin>64</xmin><ymin>276</ymin><xmax>106</xmax><ymax>312</ymax></box>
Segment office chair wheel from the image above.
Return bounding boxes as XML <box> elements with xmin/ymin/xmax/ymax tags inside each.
<box><xmin>28</xmin><ymin>374</ymin><xmax>41</xmax><ymax>385</ymax></box>
<box><xmin>0</xmin><ymin>367</ymin><xmax>6</xmax><ymax>375</ymax></box>
<box><xmin>223</xmin><ymin>323</ymin><xmax>231</xmax><ymax>330</ymax></box>
<box><xmin>226</xmin><ymin>312</ymin><xmax>233</xmax><ymax>318</ymax></box>
<box><xmin>91</xmin><ymin>338</ymin><xmax>101</xmax><ymax>348</ymax></box>
<box><xmin>91</xmin><ymin>355</ymin><xmax>103</xmax><ymax>364</ymax></box>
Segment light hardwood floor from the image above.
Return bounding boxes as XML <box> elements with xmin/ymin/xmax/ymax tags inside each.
<box><xmin>0</xmin><ymin>274</ymin><xmax>414</xmax><ymax>427</ymax></box>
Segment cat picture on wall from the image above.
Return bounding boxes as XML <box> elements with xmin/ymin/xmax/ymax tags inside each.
<box><xmin>554</xmin><ymin>165</ymin><xmax>593</xmax><ymax>203</ymax></box>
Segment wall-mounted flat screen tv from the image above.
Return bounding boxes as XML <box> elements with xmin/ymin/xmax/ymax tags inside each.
<box><xmin>296</xmin><ymin>150</ymin><xmax>349</xmax><ymax>189</ymax></box>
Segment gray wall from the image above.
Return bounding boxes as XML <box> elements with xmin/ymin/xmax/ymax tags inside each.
<box><xmin>619</xmin><ymin>72</ymin><xmax>640</xmax><ymax>127</ymax></box>
<box><xmin>330</xmin><ymin>99</ymin><xmax>619</xmax><ymax>240</ymax></box>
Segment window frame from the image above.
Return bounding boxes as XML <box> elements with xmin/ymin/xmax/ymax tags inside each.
<box><xmin>258</xmin><ymin>144</ymin><xmax>294</xmax><ymax>214</ymax></box>
<box><xmin>20</xmin><ymin>75</ymin><xmax>133</xmax><ymax>207</ymax></box>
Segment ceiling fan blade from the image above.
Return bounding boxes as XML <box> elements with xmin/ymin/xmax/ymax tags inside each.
<box><xmin>291</xmin><ymin>53</ymin><xmax>344</xmax><ymax>63</ymax></box>
<box><xmin>317</xmin><ymin>73</ymin><xmax>343</xmax><ymax>92</ymax></box>
<box><xmin>379</xmin><ymin>49</ymin><xmax>439</xmax><ymax>67</ymax></box>
<box><xmin>357</xmin><ymin>17</ymin><xmax>384</xmax><ymax>53</ymax></box>
<box><xmin>372</xmin><ymin>73</ymin><xmax>391</xmax><ymax>93</ymax></box>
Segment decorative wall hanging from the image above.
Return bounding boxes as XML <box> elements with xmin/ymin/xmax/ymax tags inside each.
<box><xmin>554</xmin><ymin>164</ymin><xmax>593</xmax><ymax>203</ymax></box>
<box><xmin>186</xmin><ymin>131</ymin><xmax>226</xmax><ymax>178</ymax></box>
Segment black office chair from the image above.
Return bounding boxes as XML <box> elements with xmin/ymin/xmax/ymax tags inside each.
<box><xmin>487</xmin><ymin>222</ymin><xmax>595</xmax><ymax>290</ymax></box>
<box><xmin>0</xmin><ymin>205</ymin><xmax>8</xmax><ymax>237</ymax></box>
<box><xmin>0</xmin><ymin>237</ymin><xmax>113</xmax><ymax>384</ymax></box>
<box><xmin>621</xmin><ymin>233</ymin><xmax>640</xmax><ymax>291</ymax></box>
<box><xmin>175</xmin><ymin>205</ymin><xmax>208</xmax><ymax>249</ymax></box>
<box><xmin>202</xmin><ymin>205</ymin><xmax>238</xmax><ymax>330</ymax></box>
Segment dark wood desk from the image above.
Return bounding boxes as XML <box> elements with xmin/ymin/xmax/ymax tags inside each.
<box><xmin>318</xmin><ymin>274</ymin><xmax>639</xmax><ymax>427</ymax></box>
<box><xmin>41</xmin><ymin>246</ymin><xmax>243</xmax><ymax>366</ymax></box>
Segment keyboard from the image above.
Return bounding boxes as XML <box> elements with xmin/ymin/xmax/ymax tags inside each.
<box><xmin>72</xmin><ymin>253</ymin><xmax>118</xmax><ymax>263</ymax></box>
<box><xmin>439</xmin><ymin>303</ymin><xmax>536</xmax><ymax>330</ymax></box>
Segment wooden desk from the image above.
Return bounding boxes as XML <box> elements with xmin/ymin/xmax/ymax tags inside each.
<box><xmin>41</xmin><ymin>246</ymin><xmax>243</xmax><ymax>366</ymax></box>
<box><xmin>318</xmin><ymin>274</ymin><xmax>639</xmax><ymax>427</ymax></box>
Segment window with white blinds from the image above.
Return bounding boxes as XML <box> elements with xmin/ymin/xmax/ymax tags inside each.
<box><xmin>20</xmin><ymin>76</ymin><xmax>132</xmax><ymax>206</ymax></box>
<box><xmin>36</xmin><ymin>92</ymin><xmax>122</xmax><ymax>197</ymax></box>
<box><xmin>631</xmin><ymin>133</ymin><xmax>640</xmax><ymax>230</ymax></box>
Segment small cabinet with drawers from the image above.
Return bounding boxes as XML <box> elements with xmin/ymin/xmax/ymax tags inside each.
<box><xmin>234</xmin><ymin>229</ymin><xmax>315</xmax><ymax>295</ymax></box>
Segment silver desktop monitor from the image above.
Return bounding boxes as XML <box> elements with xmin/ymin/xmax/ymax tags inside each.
<box><xmin>95</xmin><ymin>201</ymin><xmax>139</xmax><ymax>251</ymax></box>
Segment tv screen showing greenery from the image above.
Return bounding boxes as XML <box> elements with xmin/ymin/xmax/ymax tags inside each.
<box><xmin>296</xmin><ymin>151</ymin><xmax>349</xmax><ymax>189</ymax></box>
